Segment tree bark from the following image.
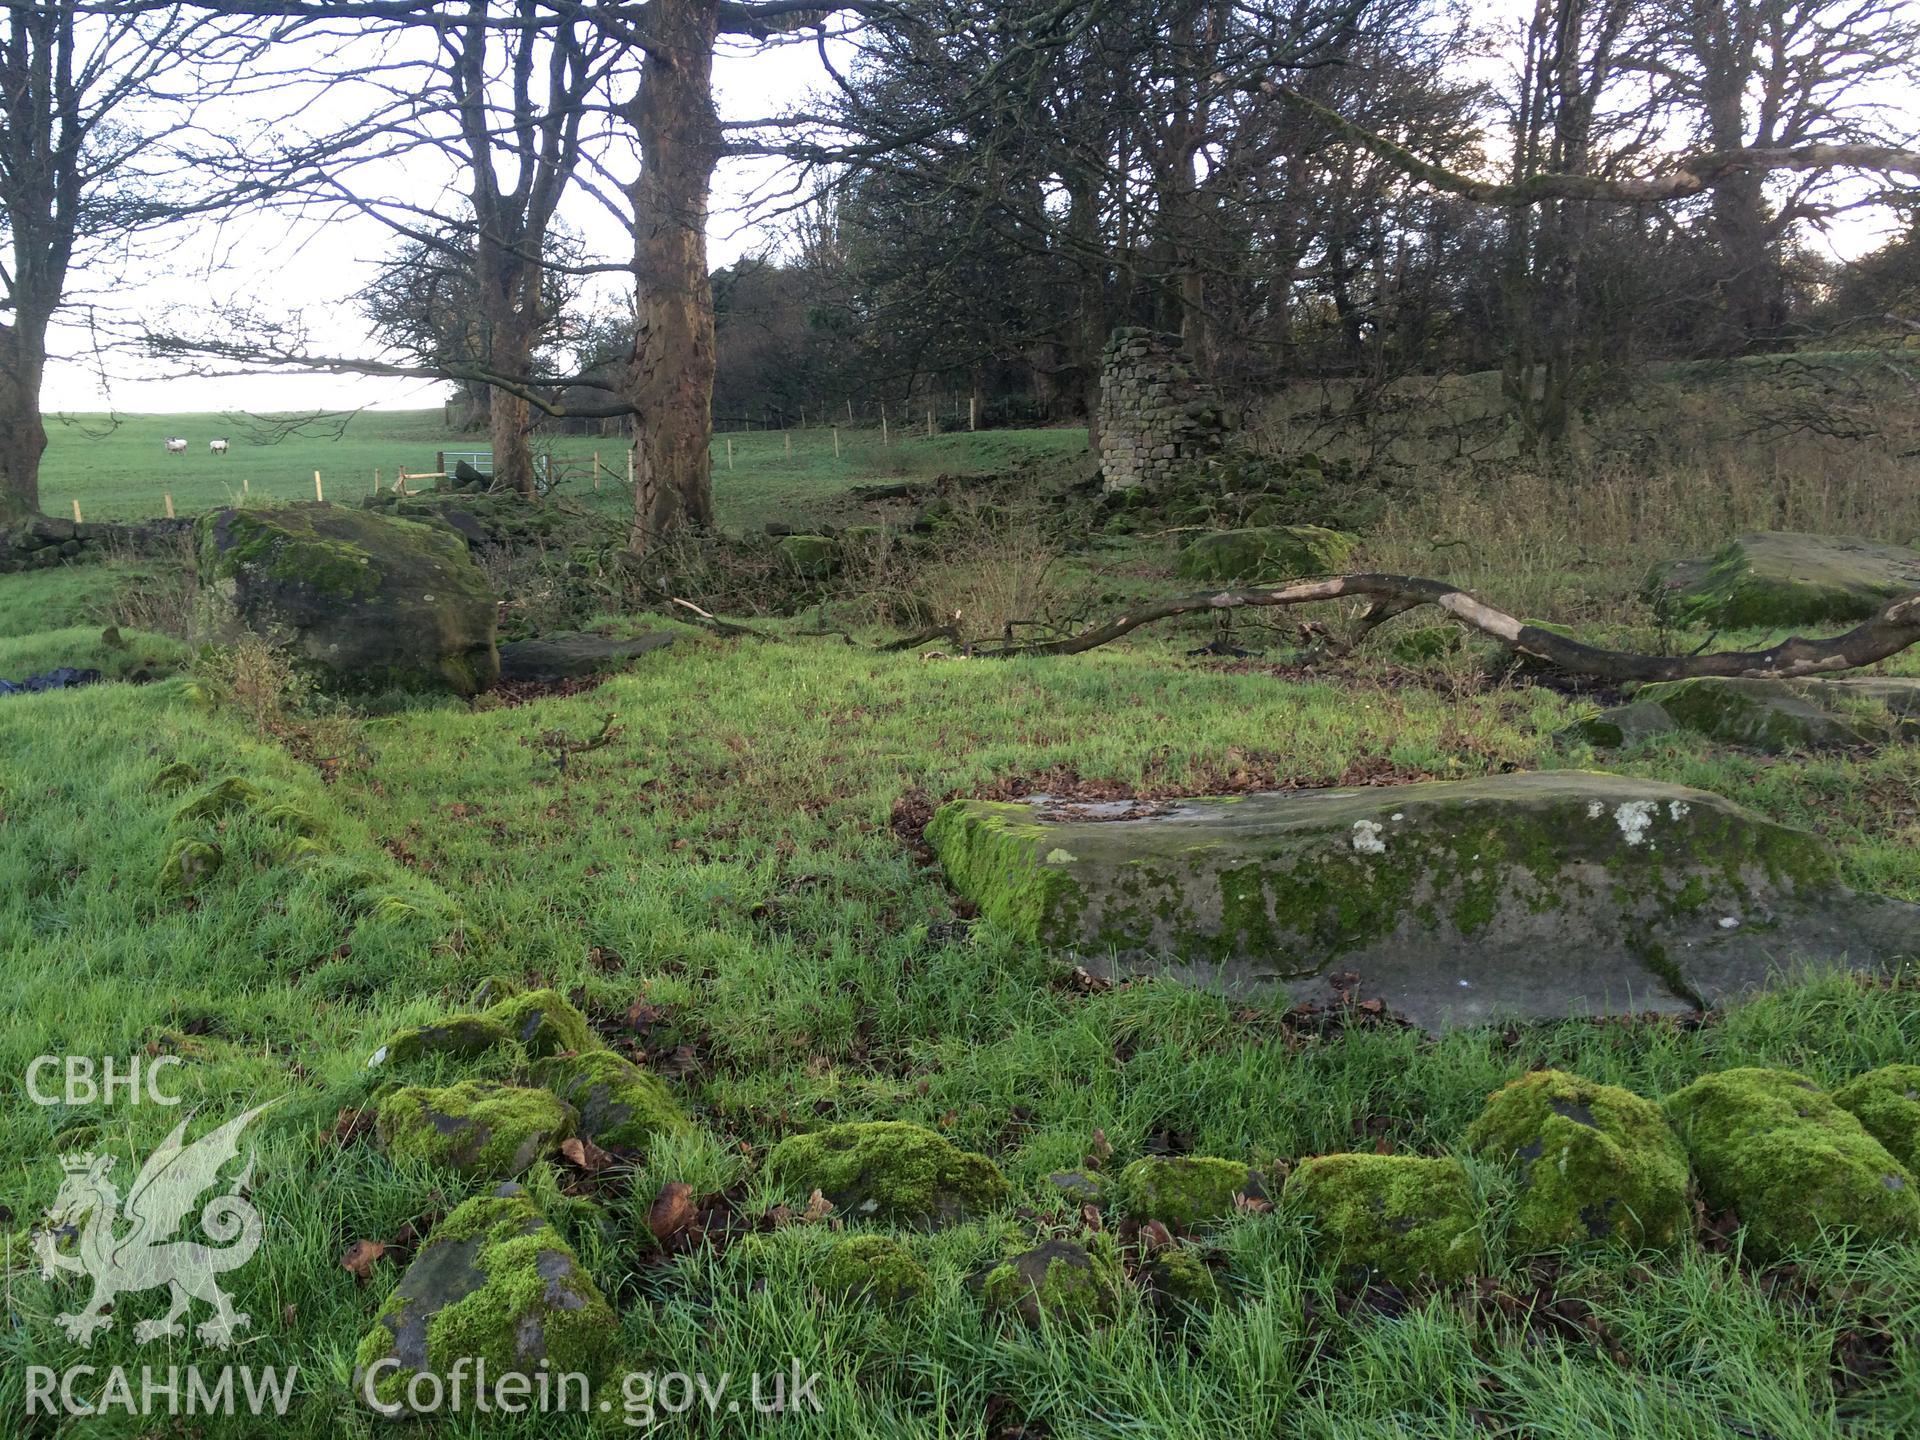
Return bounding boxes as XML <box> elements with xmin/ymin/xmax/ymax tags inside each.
<box><xmin>483</xmin><ymin>317</ymin><xmax>539</xmax><ymax>496</ymax></box>
<box><xmin>625</xmin><ymin>0</ymin><xmax>721</xmax><ymax>551</ymax></box>
<box><xmin>0</xmin><ymin>318</ymin><xmax>48</xmax><ymax>523</ymax></box>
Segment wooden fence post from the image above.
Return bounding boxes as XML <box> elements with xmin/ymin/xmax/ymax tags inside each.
<box><xmin>784</xmin><ymin>431</ymin><xmax>791</xmax><ymax>459</ymax></box>
<box><xmin>373</xmin><ymin>468</ymin><xmax>381</xmax><ymax>493</ymax></box>
<box><xmin>72</xmin><ymin>499</ymin><xmax>83</xmax><ymax>523</ymax></box>
<box><xmin>314</xmin><ymin>470</ymin><xmax>324</xmax><ymax>502</ymax></box>
<box><xmin>164</xmin><ymin>493</ymin><xmax>174</xmax><ymax>518</ymax></box>
<box><xmin>726</xmin><ymin>437</ymin><xmax>735</xmax><ymax>470</ymax></box>
<box><xmin>926</xmin><ymin>409</ymin><xmax>934</xmax><ymax>438</ymax></box>
<box><xmin>593</xmin><ymin>451</ymin><xmax>600</xmax><ymax>491</ymax></box>
<box><xmin>881</xmin><ymin>412</ymin><xmax>888</xmax><ymax>447</ymax></box>
<box><xmin>969</xmin><ymin>396</ymin><xmax>977</xmax><ymax>431</ymax></box>
<box><xmin>832</xmin><ymin>427</ymin><xmax>840</xmax><ymax>458</ymax></box>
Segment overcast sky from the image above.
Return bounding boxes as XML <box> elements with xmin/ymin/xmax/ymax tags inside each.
<box><xmin>34</xmin><ymin>17</ymin><xmax>1906</xmax><ymax>418</ymax></box>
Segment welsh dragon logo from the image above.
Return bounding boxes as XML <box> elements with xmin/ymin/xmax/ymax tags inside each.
<box><xmin>34</xmin><ymin>1103</ymin><xmax>273</xmax><ymax>1349</ymax></box>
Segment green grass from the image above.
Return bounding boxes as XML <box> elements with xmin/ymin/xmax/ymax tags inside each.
<box><xmin>37</xmin><ymin>410</ymin><xmax>1089</xmax><ymax>535</ymax></box>
<box><xmin>4</xmin><ymin>427</ymin><xmax>1920</xmax><ymax>1436</ymax></box>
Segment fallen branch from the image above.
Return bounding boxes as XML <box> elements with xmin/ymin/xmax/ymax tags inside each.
<box><xmin>668</xmin><ymin>597</ymin><xmax>773</xmax><ymax>640</ymax></box>
<box><xmin>976</xmin><ymin>574</ymin><xmax>1920</xmax><ymax>683</ymax></box>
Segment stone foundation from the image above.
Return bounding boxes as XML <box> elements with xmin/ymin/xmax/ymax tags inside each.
<box><xmin>1096</xmin><ymin>328</ymin><xmax>1226</xmax><ymax>493</ymax></box>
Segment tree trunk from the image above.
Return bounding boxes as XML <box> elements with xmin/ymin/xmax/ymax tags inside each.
<box><xmin>485</xmin><ymin>321</ymin><xmax>539</xmax><ymax>497</ymax></box>
<box><xmin>624</xmin><ymin>0</ymin><xmax>721</xmax><ymax>551</ymax></box>
<box><xmin>0</xmin><ymin>319</ymin><xmax>48</xmax><ymax>524</ymax></box>
<box><xmin>1707</xmin><ymin>169</ymin><xmax>1779</xmax><ymax>354</ymax></box>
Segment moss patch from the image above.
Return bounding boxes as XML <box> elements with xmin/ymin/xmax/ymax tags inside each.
<box><xmin>1174</xmin><ymin>525</ymin><xmax>1358</xmax><ymax>583</ymax></box>
<box><xmin>1466</xmin><ymin>1069</ymin><xmax>1690</xmax><ymax>1251</ymax></box>
<box><xmin>1832</xmin><ymin>1064</ymin><xmax>1920</xmax><ymax>1173</ymax></box>
<box><xmin>1288</xmin><ymin>1153</ymin><xmax>1483</xmax><ymax>1287</ymax></box>
<box><xmin>353</xmin><ymin>1185</ymin><xmax>614</xmax><ymax>1413</ymax></box>
<box><xmin>484</xmin><ymin>988</ymin><xmax>600</xmax><ymax>1058</ymax></box>
<box><xmin>1115</xmin><ymin>1155</ymin><xmax>1265</xmax><ymax>1228</ymax></box>
<box><xmin>376</xmin><ymin>1080</ymin><xmax>576</xmax><ymax>1179</ymax></box>
<box><xmin>980</xmin><ymin>1236</ymin><xmax>1124</xmax><ymax>1327</ymax></box>
<box><xmin>1663</xmin><ymin>1067</ymin><xmax>1920</xmax><ymax>1258</ymax></box>
<box><xmin>765</xmin><ymin>1120</ymin><xmax>1009</xmax><ymax>1225</ymax></box>
<box><xmin>816</xmin><ymin>1234</ymin><xmax>929</xmax><ymax>1308</ymax></box>
<box><xmin>373</xmin><ymin>1015</ymin><xmax>512</xmax><ymax>1068</ymax></box>
<box><xmin>532</xmin><ymin>1049</ymin><xmax>687</xmax><ymax>1151</ymax></box>
<box><xmin>1140</xmin><ymin>1245</ymin><xmax>1221</xmax><ymax>1311</ymax></box>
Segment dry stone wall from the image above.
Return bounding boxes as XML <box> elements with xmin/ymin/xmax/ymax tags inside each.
<box><xmin>1097</xmin><ymin>328</ymin><xmax>1226</xmax><ymax>493</ymax></box>
<box><xmin>0</xmin><ymin>514</ymin><xmax>195</xmax><ymax>574</ymax></box>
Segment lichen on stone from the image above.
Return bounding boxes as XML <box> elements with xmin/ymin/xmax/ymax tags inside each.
<box><xmin>376</xmin><ymin>1079</ymin><xmax>576</xmax><ymax>1179</ymax></box>
<box><xmin>1465</xmin><ymin>1069</ymin><xmax>1690</xmax><ymax>1251</ymax></box>
<box><xmin>483</xmin><ymin>987</ymin><xmax>600</xmax><ymax>1058</ymax></box>
<box><xmin>816</xmin><ymin>1234</ymin><xmax>929</xmax><ymax>1308</ymax></box>
<box><xmin>353</xmin><ymin>1184</ymin><xmax>614</xmax><ymax>1414</ymax></box>
<box><xmin>980</xmin><ymin>1236</ymin><xmax>1125</xmax><ymax>1327</ymax></box>
<box><xmin>1663</xmin><ymin>1067</ymin><xmax>1920</xmax><ymax>1257</ymax></box>
<box><xmin>1832</xmin><ymin>1065</ymin><xmax>1920</xmax><ymax>1174</ymax></box>
<box><xmin>764</xmin><ymin>1120</ymin><xmax>1009</xmax><ymax>1225</ymax></box>
<box><xmin>1115</xmin><ymin>1155</ymin><xmax>1264</xmax><ymax>1229</ymax></box>
<box><xmin>533</xmin><ymin>1049</ymin><xmax>687</xmax><ymax>1151</ymax></box>
<box><xmin>1287</xmin><ymin>1153</ymin><xmax>1483</xmax><ymax>1287</ymax></box>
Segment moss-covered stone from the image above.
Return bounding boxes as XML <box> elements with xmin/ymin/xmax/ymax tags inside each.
<box><xmin>816</xmin><ymin>1234</ymin><xmax>929</xmax><ymax>1308</ymax></box>
<box><xmin>1646</xmin><ymin>531</ymin><xmax>1920</xmax><ymax>629</ymax></box>
<box><xmin>532</xmin><ymin>1050</ymin><xmax>687</xmax><ymax>1151</ymax></box>
<box><xmin>774</xmin><ymin>534</ymin><xmax>840</xmax><ymax>580</ymax></box>
<box><xmin>370</xmin><ymin>1015</ymin><xmax>512</xmax><ymax>1068</ymax></box>
<box><xmin>1634</xmin><ymin>678</ymin><xmax>1870</xmax><ymax>752</ymax></box>
<box><xmin>170</xmin><ymin>777</ymin><xmax>263</xmax><ymax>825</ymax></box>
<box><xmin>925</xmin><ymin>772</ymin><xmax>1910</xmax><ymax>1030</ymax></box>
<box><xmin>376</xmin><ymin>1080</ymin><xmax>576</xmax><ymax>1179</ymax></box>
<box><xmin>1559</xmin><ymin>699</ymin><xmax>1679</xmax><ymax>750</ymax></box>
<box><xmin>353</xmin><ymin>1184</ymin><xmax>614</xmax><ymax>1414</ymax></box>
<box><xmin>1288</xmin><ymin>1153</ymin><xmax>1483</xmax><ymax>1287</ymax></box>
<box><xmin>149</xmin><ymin>760</ymin><xmax>205</xmax><ymax>792</ymax></box>
<box><xmin>1465</xmin><ymin>1070</ymin><xmax>1690</xmax><ymax>1251</ymax></box>
<box><xmin>156</xmin><ymin>838</ymin><xmax>222</xmax><ymax>895</ymax></box>
<box><xmin>1663</xmin><ymin>1067</ymin><xmax>1920</xmax><ymax>1257</ymax></box>
<box><xmin>1115</xmin><ymin>1156</ymin><xmax>1265</xmax><ymax>1228</ymax></box>
<box><xmin>765</xmin><ymin>1120</ymin><xmax>1010</xmax><ymax>1225</ymax></box>
<box><xmin>980</xmin><ymin>1237</ymin><xmax>1124</xmax><ymax>1326</ymax></box>
<box><xmin>1140</xmin><ymin>1245</ymin><xmax>1221</xmax><ymax>1311</ymax></box>
<box><xmin>1043</xmin><ymin>1169</ymin><xmax>1108</xmax><ymax>1206</ymax></box>
<box><xmin>1833</xmin><ymin>1065</ymin><xmax>1920</xmax><ymax>1172</ymax></box>
<box><xmin>1174</xmin><ymin>525</ymin><xmax>1358</xmax><ymax>583</ymax></box>
<box><xmin>196</xmin><ymin>502</ymin><xmax>498</xmax><ymax>696</ymax></box>
<box><xmin>483</xmin><ymin>988</ymin><xmax>599</xmax><ymax>1058</ymax></box>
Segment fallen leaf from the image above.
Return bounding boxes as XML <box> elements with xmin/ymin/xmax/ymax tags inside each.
<box><xmin>340</xmin><ymin>1239</ymin><xmax>386</xmax><ymax>1285</ymax></box>
<box><xmin>560</xmin><ymin>1136</ymin><xmax>613</xmax><ymax>1173</ymax></box>
<box><xmin>648</xmin><ymin>1182</ymin><xmax>698</xmax><ymax>1243</ymax></box>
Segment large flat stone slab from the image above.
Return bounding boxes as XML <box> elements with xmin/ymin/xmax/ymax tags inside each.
<box><xmin>1646</xmin><ymin>532</ymin><xmax>1920</xmax><ymax>629</ymax></box>
<box><xmin>927</xmin><ymin>773</ymin><xmax>1917</xmax><ymax>1029</ymax></box>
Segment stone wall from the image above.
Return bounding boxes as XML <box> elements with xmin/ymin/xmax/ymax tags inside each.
<box><xmin>0</xmin><ymin>515</ymin><xmax>196</xmax><ymax>574</ymax></box>
<box><xmin>1096</xmin><ymin>328</ymin><xmax>1226</xmax><ymax>492</ymax></box>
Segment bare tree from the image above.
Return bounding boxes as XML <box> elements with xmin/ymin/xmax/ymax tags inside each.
<box><xmin>0</xmin><ymin>2</ymin><xmax>276</xmax><ymax>522</ymax></box>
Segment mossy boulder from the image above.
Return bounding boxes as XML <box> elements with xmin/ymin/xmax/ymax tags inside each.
<box><xmin>1174</xmin><ymin>525</ymin><xmax>1358</xmax><ymax>583</ymax></box>
<box><xmin>926</xmin><ymin>772</ymin><xmax>1917</xmax><ymax>1030</ymax></box>
<box><xmin>170</xmin><ymin>776</ymin><xmax>263</xmax><ymax>826</ymax></box>
<box><xmin>764</xmin><ymin>1120</ymin><xmax>1010</xmax><ymax>1225</ymax></box>
<box><xmin>1633</xmin><ymin>678</ymin><xmax>1871</xmax><ymax>752</ymax></box>
<box><xmin>1140</xmin><ymin>1245</ymin><xmax>1220</xmax><ymax>1311</ymax></box>
<box><xmin>1663</xmin><ymin>1067</ymin><xmax>1920</xmax><ymax>1257</ymax></box>
<box><xmin>155</xmin><ymin>838</ymin><xmax>221</xmax><ymax>895</ymax></box>
<box><xmin>353</xmin><ymin>1184</ymin><xmax>614</xmax><ymax>1414</ymax></box>
<box><xmin>1834</xmin><ymin>1065</ymin><xmax>1920</xmax><ymax>1171</ymax></box>
<box><xmin>1465</xmin><ymin>1070</ymin><xmax>1690</xmax><ymax>1250</ymax></box>
<box><xmin>1288</xmin><ymin>1153</ymin><xmax>1483</xmax><ymax>1287</ymax></box>
<box><xmin>980</xmin><ymin>1237</ymin><xmax>1124</xmax><ymax>1327</ymax></box>
<box><xmin>196</xmin><ymin>502</ymin><xmax>498</xmax><ymax>696</ymax></box>
<box><xmin>816</xmin><ymin>1235</ymin><xmax>929</xmax><ymax>1308</ymax></box>
<box><xmin>376</xmin><ymin>1080</ymin><xmax>576</xmax><ymax>1179</ymax></box>
<box><xmin>774</xmin><ymin>534</ymin><xmax>840</xmax><ymax>580</ymax></box>
<box><xmin>1560</xmin><ymin>699</ymin><xmax>1681</xmax><ymax>750</ymax></box>
<box><xmin>1043</xmin><ymin>1169</ymin><xmax>1108</xmax><ymax>1206</ymax></box>
<box><xmin>483</xmin><ymin>988</ymin><xmax>599</xmax><ymax>1058</ymax></box>
<box><xmin>495</xmin><ymin>631</ymin><xmax>674</xmax><ymax>683</ymax></box>
<box><xmin>369</xmin><ymin>1015</ymin><xmax>512</xmax><ymax>1068</ymax></box>
<box><xmin>1115</xmin><ymin>1156</ymin><xmax>1266</xmax><ymax>1228</ymax></box>
<box><xmin>532</xmin><ymin>1050</ymin><xmax>687</xmax><ymax>1151</ymax></box>
<box><xmin>1645</xmin><ymin>532</ymin><xmax>1920</xmax><ymax>629</ymax></box>
<box><xmin>149</xmin><ymin>760</ymin><xmax>205</xmax><ymax>792</ymax></box>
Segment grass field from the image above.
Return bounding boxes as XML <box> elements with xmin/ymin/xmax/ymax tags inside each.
<box><xmin>4</xmin><ymin>419</ymin><xmax>1920</xmax><ymax>1437</ymax></box>
<box><xmin>38</xmin><ymin>410</ymin><xmax>1091</xmax><ymax>535</ymax></box>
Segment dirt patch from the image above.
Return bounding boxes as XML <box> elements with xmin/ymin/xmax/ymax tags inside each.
<box><xmin>481</xmin><ymin>674</ymin><xmax>611</xmax><ymax>708</ymax></box>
